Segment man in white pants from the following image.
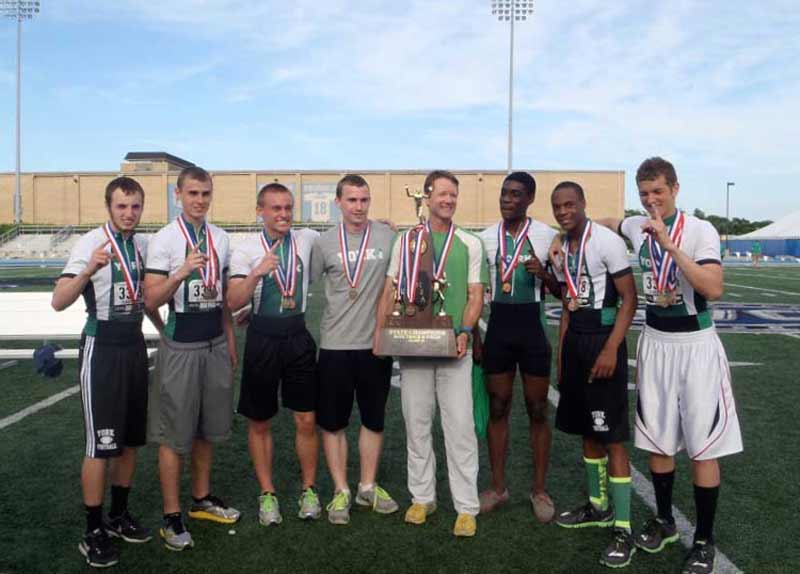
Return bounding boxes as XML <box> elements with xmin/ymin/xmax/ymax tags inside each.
<box><xmin>376</xmin><ymin>170</ymin><xmax>487</xmax><ymax>537</ymax></box>
<box><xmin>598</xmin><ymin>157</ymin><xmax>743</xmax><ymax>574</ymax></box>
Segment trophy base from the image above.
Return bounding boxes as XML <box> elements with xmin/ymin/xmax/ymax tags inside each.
<box><xmin>376</xmin><ymin>314</ymin><xmax>457</xmax><ymax>358</ymax></box>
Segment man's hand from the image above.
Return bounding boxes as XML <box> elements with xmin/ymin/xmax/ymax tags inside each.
<box><xmin>177</xmin><ymin>244</ymin><xmax>208</xmax><ymax>281</ymax></box>
<box><xmin>456</xmin><ymin>332</ymin><xmax>469</xmax><ymax>359</ymax></box>
<box><xmin>85</xmin><ymin>240</ymin><xmax>114</xmax><ymax>276</ymax></box>
<box><xmin>252</xmin><ymin>252</ymin><xmax>279</xmax><ymax>278</ymax></box>
<box><xmin>523</xmin><ymin>254</ymin><xmax>547</xmax><ymax>279</ymax></box>
<box><xmin>590</xmin><ymin>345</ymin><xmax>618</xmax><ymax>381</ymax></box>
<box><xmin>641</xmin><ymin>207</ymin><xmax>674</xmax><ymax>251</ymax></box>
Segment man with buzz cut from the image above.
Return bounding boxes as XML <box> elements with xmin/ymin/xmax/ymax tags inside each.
<box><xmin>376</xmin><ymin>170</ymin><xmax>488</xmax><ymax>538</ymax></box>
<box><xmin>550</xmin><ymin>181</ymin><xmax>639</xmax><ymax>569</ymax></box>
<box><xmin>53</xmin><ymin>176</ymin><xmax>164</xmax><ymax>568</ymax></box>
<box><xmin>597</xmin><ymin>157</ymin><xmax>743</xmax><ymax>574</ymax></box>
<box><xmin>478</xmin><ymin>171</ymin><xmax>561</xmax><ymax>523</ymax></box>
<box><xmin>227</xmin><ymin>183</ymin><xmax>322</xmax><ymax>525</ymax></box>
<box><xmin>310</xmin><ymin>174</ymin><xmax>398</xmax><ymax>525</ymax></box>
<box><xmin>144</xmin><ymin>166</ymin><xmax>240</xmax><ymax>552</ymax></box>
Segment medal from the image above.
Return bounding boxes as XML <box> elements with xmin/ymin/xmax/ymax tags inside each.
<box><xmin>339</xmin><ymin>222</ymin><xmax>371</xmax><ymax>302</ymax></box>
<box><xmin>562</xmin><ymin>221</ymin><xmax>591</xmax><ymax>312</ymax></box>
<box><xmin>427</xmin><ymin>220</ymin><xmax>455</xmax><ymax>288</ymax></box>
<box><xmin>648</xmin><ymin>212</ymin><xmax>685</xmax><ymax>307</ymax></box>
<box><xmin>103</xmin><ymin>222</ymin><xmax>142</xmax><ymax>303</ymax></box>
<box><xmin>260</xmin><ymin>230</ymin><xmax>298</xmax><ymax>311</ymax></box>
<box><xmin>177</xmin><ymin>216</ymin><xmax>218</xmax><ymax>298</ymax></box>
<box><xmin>203</xmin><ymin>285</ymin><xmax>218</xmax><ymax>300</ymax></box>
<box><xmin>405</xmin><ymin>305</ymin><xmax>416</xmax><ymax>317</ymax></box>
<box><xmin>497</xmin><ymin>217</ymin><xmax>531</xmax><ymax>297</ymax></box>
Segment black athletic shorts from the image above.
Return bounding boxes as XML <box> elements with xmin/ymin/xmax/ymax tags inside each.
<box><xmin>316</xmin><ymin>349</ymin><xmax>393</xmax><ymax>433</ymax></box>
<box><xmin>555</xmin><ymin>327</ymin><xmax>629</xmax><ymax>443</ymax></box>
<box><xmin>79</xmin><ymin>324</ymin><xmax>148</xmax><ymax>459</ymax></box>
<box><xmin>483</xmin><ymin>302</ymin><xmax>551</xmax><ymax>377</ymax></box>
<box><xmin>237</xmin><ymin>315</ymin><xmax>317</xmax><ymax>421</ymax></box>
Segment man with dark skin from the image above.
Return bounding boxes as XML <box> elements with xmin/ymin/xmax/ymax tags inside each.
<box><xmin>550</xmin><ymin>182</ymin><xmax>639</xmax><ymax>569</ymax></box>
<box><xmin>478</xmin><ymin>172</ymin><xmax>561</xmax><ymax>522</ymax></box>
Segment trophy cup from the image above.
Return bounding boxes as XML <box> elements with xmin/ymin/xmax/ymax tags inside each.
<box><xmin>375</xmin><ymin>189</ymin><xmax>457</xmax><ymax>358</ymax></box>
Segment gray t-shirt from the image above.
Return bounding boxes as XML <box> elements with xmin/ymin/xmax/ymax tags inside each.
<box><xmin>311</xmin><ymin>221</ymin><xmax>395</xmax><ymax>350</ymax></box>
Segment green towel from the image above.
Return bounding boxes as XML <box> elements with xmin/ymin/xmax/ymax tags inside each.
<box><xmin>472</xmin><ymin>362</ymin><xmax>489</xmax><ymax>440</ymax></box>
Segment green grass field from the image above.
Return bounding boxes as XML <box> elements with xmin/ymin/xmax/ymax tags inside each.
<box><xmin>0</xmin><ymin>265</ymin><xmax>798</xmax><ymax>573</ymax></box>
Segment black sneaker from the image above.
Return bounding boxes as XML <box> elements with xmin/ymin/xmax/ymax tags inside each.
<box><xmin>682</xmin><ymin>541</ymin><xmax>716</xmax><ymax>574</ymax></box>
<box><xmin>635</xmin><ymin>517</ymin><xmax>679</xmax><ymax>553</ymax></box>
<box><xmin>600</xmin><ymin>528</ymin><xmax>636</xmax><ymax>568</ymax></box>
<box><xmin>78</xmin><ymin>527</ymin><xmax>119</xmax><ymax>568</ymax></box>
<box><xmin>555</xmin><ymin>502</ymin><xmax>614</xmax><ymax>528</ymax></box>
<box><xmin>106</xmin><ymin>510</ymin><xmax>153</xmax><ymax>543</ymax></box>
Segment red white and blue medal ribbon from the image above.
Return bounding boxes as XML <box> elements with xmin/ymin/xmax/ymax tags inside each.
<box><xmin>562</xmin><ymin>220</ymin><xmax>591</xmax><ymax>304</ymax></box>
<box><xmin>260</xmin><ymin>231</ymin><xmax>297</xmax><ymax>298</ymax></box>
<box><xmin>648</xmin><ymin>212</ymin><xmax>685</xmax><ymax>294</ymax></box>
<box><xmin>498</xmin><ymin>217</ymin><xmax>531</xmax><ymax>285</ymax></box>
<box><xmin>401</xmin><ymin>225</ymin><xmax>425</xmax><ymax>301</ymax></box>
<box><xmin>338</xmin><ymin>222</ymin><xmax>371</xmax><ymax>290</ymax></box>
<box><xmin>176</xmin><ymin>216</ymin><xmax>218</xmax><ymax>290</ymax></box>
<box><xmin>426</xmin><ymin>220</ymin><xmax>455</xmax><ymax>281</ymax></box>
<box><xmin>103</xmin><ymin>222</ymin><xmax>142</xmax><ymax>302</ymax></box>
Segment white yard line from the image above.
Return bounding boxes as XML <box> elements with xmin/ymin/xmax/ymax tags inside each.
<box><xmin>724</xmin><ymin>282</ymin><xmax>800</xmax><ymax>296</ymax></box>
<box><xmin>0</xmin><ymin>385</ymin><xmax>80</xmax><ymax>431</ymax></box>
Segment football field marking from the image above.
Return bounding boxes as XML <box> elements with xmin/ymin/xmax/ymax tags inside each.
<box><xmin>0</xmin><ymin>384</ymin><xmax>79</xmax><ymax>431</ymax></box>
<box><xmin>723</xmin><ymin>283</ymin><xmax>800</xmax><ymax>296</ymax></box>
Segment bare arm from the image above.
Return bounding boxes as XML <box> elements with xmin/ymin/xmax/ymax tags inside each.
<box><xmin>590</xmin><ymin>272</ymin><xmax>637</xmax><ymax>380</ymax></box>
<box><xmin>372</xmin><ymin>276</ymin><xmax>396</xmax><ymax>355</ymax></box>
<box><xmin>222</xmin><ymin>296</ymin><xmax>238</xmax><ymax>369</ymax></box>
<box><xmin>456</xmin><ymin>283</ymin><xmax>484</xmax><ymax>359</ymax></box>
<box><xmin>226</xmin><ymin>253</ymin><xmax>279</xmax><ymax>312</ymax></box>
<box><xmin>52</xmin><ymin>240</ymin><xmax>112</xmax><ymax>311</ymax></box>
<box><xmin>144</xmin><ymin>308</ymin><xmax>164</xmax><ymax>332</ymax></box>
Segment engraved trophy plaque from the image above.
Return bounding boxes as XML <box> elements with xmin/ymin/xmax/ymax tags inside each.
<box><xmin>376</xmin><ymin>188</ymin><xmax>457</xmax><ymax>358</ymax></box>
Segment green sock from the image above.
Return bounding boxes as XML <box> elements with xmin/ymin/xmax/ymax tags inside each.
<box><xmin>584</xmin><ymin>456</ymin><xmax>609</xmax><ymax>510</ymax></box>
<box><xmin>609</xmin><ymin>475</ymin><xmax>632</xmax><ymax>531</ymax></box>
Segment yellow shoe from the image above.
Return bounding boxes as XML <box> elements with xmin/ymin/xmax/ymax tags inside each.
<box><xmin>404</xmin><ymin>502</ymin><xmax>437</xmax><ymax>525</ymax></box>
<box><xmin>453</xmin><ymin>513</ymin><xmax>476</xmax><ymax>537</ymax></box>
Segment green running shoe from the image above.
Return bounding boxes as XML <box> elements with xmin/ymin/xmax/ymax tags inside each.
<box><xmin>326</xmin><ymin>490</ymin><xmax>351</xmax><ymax>525</ymax></box>
<box><xmin>258</xmin><ymin>492</ymin><xmax>283</xmax><ymax>526</ymax></box>
<box><xmin>298</xmin><ymin>487</ymin><xmax>322</xmax><ymax>520</ymax></box>
<box><xmin>356</xmin><ymin>484</ymin><xmax>399</xmax><ymax>514</ymax></box>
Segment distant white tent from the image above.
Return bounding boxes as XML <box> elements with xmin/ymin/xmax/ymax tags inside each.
<box><xmin>735</xmin><ymin>211</ymin><xmax>800</xmax><ymax>239</ymax></box>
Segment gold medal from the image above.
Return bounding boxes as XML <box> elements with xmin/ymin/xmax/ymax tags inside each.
<box><xmin>656</xmin><ymin>290</ymin><xmax>675</xmax><ymax>308</ymax></box>
<box><xmin>568</xmin><ymin>298</ymin><xmax>580</xmax><ymax>312</ymax></box>
<box><xmin>501</xmin><ymin>282</ymin><xmax>512</xmax><ymax>294</ymax></box>
<box><xmin>432</xmin><ymin>280</ymin><xmax>440</xmax><ymax>293</ymax></box>
<box><xmin>203</xmin><ymin>285</ymin><xmax>218</xmax><ymax>300</ymax></box>
<box><xmin>282</xmin><ymin>297</ymin><xmax>296</xmax><ymax>310</ymax></box>
<box><xmin>409</xmin><ymin>238</ymin><xmax>427</xmax><ymax>255</ymax></box>
<box><xmin>348</xmin><ymin>288</ymin><xmax>358</xmax><ymax>301</ymax></box>
<box><xmin>405</xmin><ymin>305</ymin><xmax>417</xmax><ymax>317</ymax></box>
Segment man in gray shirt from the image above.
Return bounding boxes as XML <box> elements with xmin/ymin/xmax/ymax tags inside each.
<box><xmin>310</xmin><ymin>174</ymin><xmax>399</xmax><ymax>525</ymax></box>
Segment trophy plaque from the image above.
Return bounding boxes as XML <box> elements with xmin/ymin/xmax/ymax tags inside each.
<box><xmin>376</xmin><ymin>224</ymin><xmax>457</xmax><ymax>358</ymax></box>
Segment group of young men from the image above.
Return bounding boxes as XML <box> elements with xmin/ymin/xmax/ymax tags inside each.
<box><xmin>54</xmin><ymin>157</ymin><xmax>742</xmax><ymax>574</ymax></box>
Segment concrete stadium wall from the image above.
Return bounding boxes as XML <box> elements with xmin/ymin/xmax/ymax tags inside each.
<box><xmin>0</xmin><ymin>169</ymin><xmax>624</xmax><ymax>227</ymax></box>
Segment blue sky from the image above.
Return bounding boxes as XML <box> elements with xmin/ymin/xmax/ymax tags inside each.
<box><xmin>0</xmin><ymin>0</ymin><xmax>798</xmax><ymax>220</ymax></box>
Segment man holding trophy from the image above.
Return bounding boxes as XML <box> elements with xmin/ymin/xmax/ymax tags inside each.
<box><xmin>375</xmin><ymin>170</ymin><xmax>488</xmax><ymax>537</ymax></box>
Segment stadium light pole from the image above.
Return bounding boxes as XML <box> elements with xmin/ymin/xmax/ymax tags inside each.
<box><xmin>490</xmin><ymin>1</ymin><xmax>534</xmax><ymax>173</ymax></box>
<box><xmin>726</xmin><ymin>181</ymin><xmax>734</xmax><ymax>253</ymax></box>
<box><xmin>1</xmin><ymin>0</ymin><xmax>40</xmax><ymax>225</ymax></box>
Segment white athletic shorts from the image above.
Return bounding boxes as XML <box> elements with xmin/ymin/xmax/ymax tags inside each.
<box><xmin>634</xmin><ymin>326</ymin><xmax>743</xmax><ymax>460</ymax></box>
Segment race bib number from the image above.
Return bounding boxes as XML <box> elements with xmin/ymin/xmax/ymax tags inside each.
<box><xmin>567</xmin><ymin>275</ymin><xmax>592</xmax><ymax>307</ymax></box>
<box><xmin>187</xmin><ymin>279</ymin><xmax>205</xmax><ymax>303</ymax></box>
<box><xmin>113</xmin><ymin>282</ymin><xmax>133</xmax><ymax>306</ymax></box>
<box><xmin>642</xmin><ymin>271</ymin><xmax>684</xmax><ymax>305</ymax></box>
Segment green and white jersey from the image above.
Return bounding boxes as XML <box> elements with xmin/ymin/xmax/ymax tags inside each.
<box><xmin>554</xmin><ymin>222</ymin><xmax>632</xmax><ymax>332</ymax></box>
<box><xmin>61</xmin><ymin>224</ymin><xmax>147</xmax><ymax>336</ymax></box>
<box><xmin>145</xmin><ymin>217</ymin><xmax>229</xmax><ymax>342</ymax></box>
<box><xmin>387</xmin><ymin>224</ymin><xmax>488</xmax><ymax>331</ymax></box>
<box><xmin>310</xmin><ymin>222</ymin><xmax>394</xmax><ymax>350</ymax></box>
<box><xmin>480</xmin><ymin>219</ymin><xmax>558</xmax><ymax>304</ymax></box>
<box><xmin>229</xmin><ymin>227</ymin><xmax>319</xmax><ymax>318</ymax></box>
<box><xmin>621</xmin><ymin>213</ymin><xmax>720</xmax><ymax>332</ymax></box>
